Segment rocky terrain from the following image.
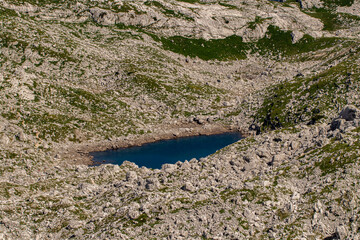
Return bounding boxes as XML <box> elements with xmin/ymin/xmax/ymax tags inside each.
<box><xmin>0</xmin><ymin>0</ymin><xmax>360</xmax><ymax>239</ymax></box>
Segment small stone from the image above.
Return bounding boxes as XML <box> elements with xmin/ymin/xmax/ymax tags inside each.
<box><xmin>256</xmin><ymin>148</ymin><xmax>270</xmax><ymax>159</ymax></box>
<box><xmin>263</xmin><ymin>180</ymin><xmax>271</xmax><ymax>187</ymax></box>
<box><xmin>128</xmin><ymin>209</ymin><xmax>140</xmax><ymax>220</ymax></box>
<box><xmin>182</xmin><ymin>182</ymin><xmax>195</xmax><ymax>192</ymax></box>
<box><xmin>335</xmin><ymin>132</ymin><xmax>343</xmax><ymax>140</ymax></box>
<box><xmin>145</xmin><ymin>178</ymin><xmax>160</xmax><ymax>190</ymax></box>
<box><xmin>290</xmin><ymin>141</ymin><xmax>299</xmax><ymax>151</ymax></box>
<box><xmin>126</xmin><ymin>171</ymin><xmax>137</xmax><ymax>181</ymax></box>
<box><xmin>272</xmin><ymin>154</ymin><xmax>286</xmax><ymax>166</ymax></box>
<box><xmin>0</xmin><ymin>135</ymin><xmax>10</xmax><ymax>145</ymax></box>
<box><xmin>291</xmin><ymin>192</ymin><xmax>301</xmax><ymax>200</ymax></box>
<box><xmin>15</xmin><ymin>131</ymin><xmax>26</xmax><ymax>141</ymax></box>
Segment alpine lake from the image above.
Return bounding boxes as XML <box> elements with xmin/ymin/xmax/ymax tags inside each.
<box><xmin>91</xmin><ymin>132</ymin><xmax>243</xmax><ymax>169</ymax></box>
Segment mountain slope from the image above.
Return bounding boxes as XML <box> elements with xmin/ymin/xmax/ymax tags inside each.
<box><xmin>0</xmin><ymin>0</ymin><xmax>360</xmax><ymax>239</ymax></box>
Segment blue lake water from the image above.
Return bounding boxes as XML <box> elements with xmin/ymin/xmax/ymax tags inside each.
<box><xmin>91</xmin><ymin>132</ymin><xmax>243</xmax><ymax>169</ymax></box>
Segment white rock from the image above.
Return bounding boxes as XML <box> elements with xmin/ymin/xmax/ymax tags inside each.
<box><xmin>291</xmin><ymin>192</ymin><xmax>301</xmax><ymax>201</ymax></box>
<box><xmin>162</xmin><ymin>164</ymin><xmax>177</xmax><ymax>173</ymax></box>
<box><xmin>272</xmin><ymin>153</ymin><xmax>286</xmax><ymax>166</ymax></box>
<box><xmin>126</xmin><ymin>171</ymin><xmax>138</xmax><ymax>181</ymax></box>
<box><xmin>182</xmin><ymin>182</ymin><xmax>195</xmax><ymax>192</ymax></box>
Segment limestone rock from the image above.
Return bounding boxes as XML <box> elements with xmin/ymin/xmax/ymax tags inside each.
<box><xmin>162</xmin><ymin>164</ymin><xmax>177</xmax><ymax>173</ymax></box>
<box><xmin>339</xmin><ymin>105</ymin><xmax>360</xmax><ymax>121</ymax></box>
<box><xmin>331</xmin><ymin>105</ymin><xmax>360</xmax><ymax>131</ymax></box>
<box><xmin>0</xmin><ymin>134</ymin><xmax>10</xmax><ymax>145</ymax></box>
<box><xmin>298</xmin><ymin>0</ymin><xmax>323</xmax><ymax>9</ymax></box>
<box><xmin>272</xmin><ymin>153</ymin><xmax>286</xmax><ymax>166</ymax></box>
<box><xmin>182</xmin><ymin>182</ymin><xmax>195</xmax><ymax>192</ymax></box>
<box><xmin>126</xmin><ymin>171</ymin><xmax>138</xmax><ymax>182</ymax></box>
<box><xmin>146</xmin><ymin>178</ymin><xmax>160</xmax><ymax>190</ymax></box>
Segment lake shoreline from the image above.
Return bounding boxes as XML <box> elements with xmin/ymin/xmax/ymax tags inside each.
<box><xmin>91</xmin><ymin>131</ymin><xmax>244</xmax><ymax>168</ymax></box>
<box><xmin>63</xmin><ymin>123</ymin><xmax>249</xmax><ymax>166</ymax></box>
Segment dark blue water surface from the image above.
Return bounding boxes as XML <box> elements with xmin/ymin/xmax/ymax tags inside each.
<box><xmin>91</xmin><ymin>132</ymin><xmax>243</xmax><ymax>169</ymax></box>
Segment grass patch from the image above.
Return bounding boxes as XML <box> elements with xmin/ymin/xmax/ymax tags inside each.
<box><xmin>252</xmin><ymin>25</ymin><xmax>339</xmax><ymax>56</ymax></box>
<box><xmin>0</xmin><ymin>7</ymin><xmax>18</xmax><ymax>18</ymax></box>
<box><xmin>322</xmin><ymin>0</ymin><xmax>354</xmax><ymax>7</ymax></box>
<box><xmin>145</xmin><ymin>1</ymin><xmax>193</xmax><ymax>20</ymax></box>
<box><xmin>254</xmin><ymin>47</ymin><xmax>359</xmax><ymax>130</ymax></box>
<box><xmin>305</xmin><ymin>8</ymin><xmax>343</xmax><ymax>31</ymax></box>
<box><xmin>127</xmin><ymin>213</ymin><xmax>150</xmax><ymax>227</ymax></box>
<box><xmin>220</xmin><ymin>188</ymin><xmax>256</xmax><ymax>202</ymax></box>
<box><xmin>161</xmin><ymin>35</ymin><xmax>248</xmax><ymax>61</ymax></box>
<box><xmin>248</xmin><ymin>16</ymin><xmax>270</xmax><ymax>30</ymax></box>
<box><xmin>161</xmin><ymin>25</ymin><xmax>339</xmax><ymax>60</ymax></box>
<box><xmin>112</xmin><ymin>3</ymin><xmax>144</xmax><ymax>14</ymax></box>
<box><xmin>315</xmin><ymin>140</ymin><xmax>360</xmax><ymax>175</ymax></box>
<box><xmin>175</xmin><ymin>0</ymin><xmax>204</xmax><ymax>4</ymax></box>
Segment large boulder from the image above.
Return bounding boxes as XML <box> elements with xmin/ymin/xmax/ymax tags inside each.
<box><xmin>338</xmin><ymin>105</ymin><xmax>360</xmax><ymax>121</ymax></box>
<box><xmin>330</xmin><ymin>118</ymin><xmax>346</xmax><ymax>131</ymax></box>
<box><xmin>331</xmin><ymin>105</ymin><xmax>360</xmax><ymax>131</ymax></box>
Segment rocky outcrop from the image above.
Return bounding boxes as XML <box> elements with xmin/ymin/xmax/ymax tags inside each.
<box><xmin>0</xmin><ymin>0</ymin><xmax>327</xmax><ymax>40</ymax></box>
<box><xmin>2</xmin><ymin>108</ymin><xmax>360</xmax><ymax>239</ymax></box>
<box><xmin>298</xmin><ymin>0</ymin><xmax>323</xmax><ymax>9</ymax></box>
<box><xmin>331</xmin><ymin>105</ymin><xmax>360</xmax><ymax>131</ymax></box>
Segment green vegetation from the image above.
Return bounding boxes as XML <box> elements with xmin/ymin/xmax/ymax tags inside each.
<box><xmin>220</xmin><ymin>189</ymin><xmax>241</xmax><ymax>201</ymax></box>
<box><xmin>112</xmin><ymin>3</ymin><xmax>144</xmax><ymax>14</ymax></box>
<box><xmin>276</xmin><ymin>209</ymin><xmax>291</xmax><ymax>221</ymax></box>
<box><xmin>161</xmin><ymin>35</ymin><xmax>249</xmax><ymax>61</ymax></box>
<box><xmin>124</xmin><ymin>73</ymin><xmax>224</xmax><ymax>108</ymax></box>
<box><xmin>248</xmin><ymin>16</ymin><xmax>270</xmax><ymax>30</ymax></box>
<box><xmin>21</xmin><ymin>112</ymin><xmax>83</xmax><ymax>142</ymax></box>
<box><xmin>254</xmin><ymin>44</ymin><xmax>360</xmax><ymax>130</ymax></box>
<box><xmin>237</xmin><ymin>217</ymin><xmax>250</xmax><ymax>230</ymax></box>
<box><xmin>0</xmin><ymin>7</ymin><xmax>18</xmax><ymax>18</ymax></box>
<box><xmin>299</xmin><ymin>136</ymin><xmax>360</xmax><ymax>176</ymax></box>
<box><xmin>176</xmin><ymin>0</ymin><xmax>203</xmax><ymax>3</ymax></box>
<box><xmin>302</xmin><ymin>0</ymin><xmax>358</xmax><ymax>31</ymax></box>
<box><xmin>252</xmin><ymin>25</ymin><xmax>339</xmax><ymax>56</ymax></box>
<box><xmin>0</xmin><ymin>13</ymin><xmax>230</xmax><ymax>143</ymax></box>
<box><xmin>306</xmin><ymin>9</ymin><xmax>341</xmax><ymax>31</ymax></box>
<box><xmin>127</xmin><ymin>213</ymin><xmax>150</xmax><ymax>227</ymax></box>
<box><xmin>321</xmin><ymin>0</ymin><xmax>354</xmax><ymax>7</ymax></box>
<box><xmin>0</xmin><ymin>31</ymin><xmax>76</xmax><ymax>64</ymax></box>
<box><xmin>4</xmin><ymin>0</ymin><xmax>64</xmax><ymax>6</ymax></box>
<box><xmin>145</xmin><ymin>1</ymin><xmax>194</xmax><ymax>20</ymax></box>
<box><xmin>220</xmin><ymin>188</ymin><xmax>256</xmax><ymax>202</ymax></box>
<box><xmin>161</xmin><ymin>25</ymin><xmax>340</xmax><ymax>60</ymax></box>
<box><xmin>2</xmin><ymin>0</ymin><xmax>360</xmax><ymax>238</ymax></box>
<box><xmin>0</xmin><ymin>32</ymin><xmax>29</xmax><ymax>53</ymax></box>
<box><xmin>315</xmin><ymin>140</ymin><xmax>360</xmax><ymax>175</ymax></box>
<box><xmin>218</xmin><ymin>2</ymin><xmax>238</xmax><ymax>9</ymax></box>
<box><xmin>303</xmin><ymin>8</ymin><xmax>360</xmax><ymax>31</ymax></box>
